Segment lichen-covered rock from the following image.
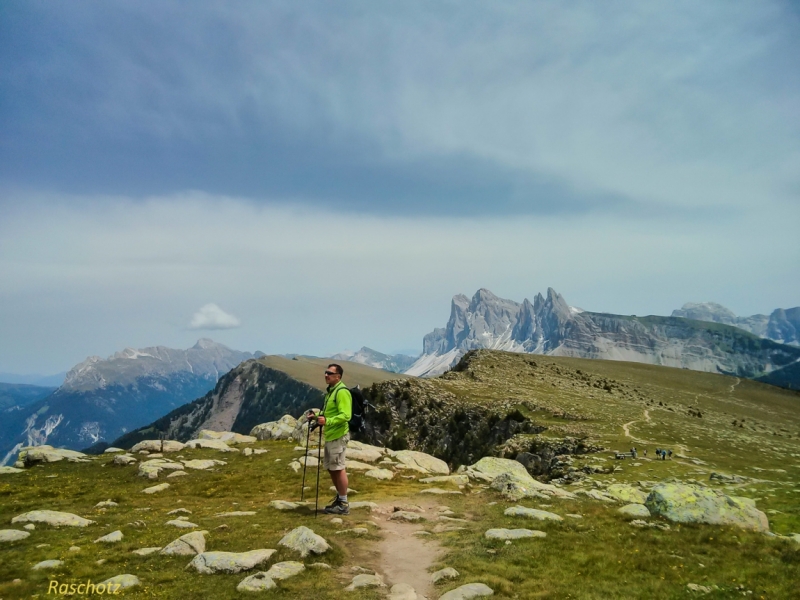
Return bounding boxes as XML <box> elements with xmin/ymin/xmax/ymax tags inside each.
<box><xmin>269</xmin><ymin>500</ymin><xmax>302</xmax><ymax>510</ymax></box>
<box><xmin>349</xmin><ymin>501</ymin><xmax>379</xmax><ymax>510</ymax></box>
<box><xmin>485</xmin><ymin>528</ymin><xmax>546</xmax><ymax>540</ymax></box>
<box><xmin>346</xmin><ymin>441</ymin><xmax>386</xmax><ymax>462</ymax></box>
<box><xmin>345</xmin><ymin>459</ymin><xmax>374</xmax><ymax>471</ymax></box>
<box><xmin>0</xmin><ymin>466</ymin><xmax>25</xmax><ymax>474</ymax></box>
<box><xmin>439</xmin><ymin>583</ymin><xmax>494</xmax><ymax>599</ymax></box>
<box><xmin>391</xmin><ymin>450</ymin><xmax>449</xmax><ymax>475</ymax></box>
<box><xmin>504</xmin><ymin>506</ymin><xmax>563</xmax><ymax>521</ymax></box>
<box><xmin>605</xmin><ymin>484</ymin><xmax>648</xmax><ymax>504</ymax></box>
<box><xmin>138</xmin><ymin>459</ymin><xmax>184</xmax><ymax>479</ymax></box>
<box><xmin>187</xmin><ymin>549</ymin><xmax>276</xmax><ymax>574</ymax></box>
<box><xmin>132</xmin><ymin>547</ymin><xmax>162</xmax><ymax>556</ymax></box>
<box><xmin>465</xmin><ymin>457</ymin><xmax>529</xmax><ymax>483</ymax></box>
<box><xmin>365</xmin><ymin>468</ymin><xmax>394</xmax><ymax>480</ymax></box>
<box><xmin>251</xmin><ymin>415</ymin><xmax>297</xmax><ymax>441</ymax></box>
<box><xmin>130</xmin><ymin>440</ymin><xmax>185</xmax><ymax>453</ymax></box>
<box><xmin>112</xmin><ymin>454</ymin><xmax>137</xmax><ymax>466</ymax></box>
<box><xmin>237</xmin><ymin>572</ymin><xmax>277</xmax><ymax>592</ymax></box>
<box><xmin>420</xmin><ymin>474</ymin><xmax>469</xmax><ymax>485</ymax></box>
<box><xmin>431</xmin><ymin>567</ymin><xmax>460</xmax><ymax>583</ymax></box>
<box><xmin>489</xmin><ymin>471</ymin><xmax>575</xmax><ymax>500</ymax></box>
<box><xmin>265</xmin><ymin>561</ymin><xmax>305</xmax><ymax>580</ymax></box>
<box><xmin>142</xmin><ymin>483</ymin><xmax>170</xmax><ymax>494</ymax></box>
<box><xmin>618</xmin><ymin>504</ymin><xmax>651</xmax><ymax>518</ymax></box>
<box><xmin>0</xmin><ymin>530</ymin><xmax>30</xmax><ymax>542</ymax></box>
<box><xmin>160</xmin><ymin>531</ymin><xmax>207</xmax><ymax>556</ymax></box>
<box><xmin>98</xmin><ymin>574</ymin><xmax>141</xmax><ymax>590</ymax></box>
<box><xmin>94</xmin><ymin>500</ymin><xmax>118</xmax><ymax>509</ymax></box>
<box><xmin>345</xmin><ymin>573</ymin><xmax>386</xmax><ymax>591</ymax></box>
<box><xmin>12</xmin><ymin>510</ymin><xmax>95</xmax><ymax>527</ymax></box>
<box><xmin>18</xmin><ymin>445</ymin><xmax>89</xmax><ymax>466</ymax></box>
<box><xmin>389</xmin><ymin>511</ymin><xmax>424</xmax><ymax>522</ymax></box>
<box><xmin>184</xmin><ymin>439</ymin><xmax>238</xmax><ymax>452</ymax></box>
<box><xmin>32</xmin><ymin>560</ymin><xmax>63</xmax><ymax>570</ymax></box>
<box><xmin>166</xmin><ymin>519</ymin><xmax>198</xmax><ymax>529</ymax></box>
<box><xmin>645</xmin><ymin>483</ymin><xmax>769</xmax><ymax>532</ymax></box>
<box><xmin>278</xmin><ymin>526</ymin><xmax>330</xmax><ymax>558</ymax></box>
<box><xmin>198</xmin><ymin>430</ymin><xmax>257</xmax><ymax>444</ymax></box>
<box><xmin>103</xmin><ymin>447</ymin><xmax>125</xmax><ymax>453</ymax></box>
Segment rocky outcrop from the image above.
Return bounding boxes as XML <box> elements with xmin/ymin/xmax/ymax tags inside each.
<box><xmin>12</xmin><ymin>510</ymin><xmax>94</xmax><ymax>527</ymax></box>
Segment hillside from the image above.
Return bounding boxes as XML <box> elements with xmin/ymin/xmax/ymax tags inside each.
<box><xmin>0</xmin><ymin>383</ymin><xmax>56</xmax><ymax>412</ymax></box>
<box><xmin>1</xmin><ymin>351</ymin><xmax>798</xmax><ymax>599</ymax></box>
<box><xmin>111</xmin><ymin>356</ymin><xmax>408</xmax><ymax>449</ymax></box>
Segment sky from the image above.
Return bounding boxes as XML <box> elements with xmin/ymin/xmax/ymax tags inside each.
<box><xmin>1</xmin><ymin>1</ymin><xmax>799</xmax><ymax>376</ymax></box>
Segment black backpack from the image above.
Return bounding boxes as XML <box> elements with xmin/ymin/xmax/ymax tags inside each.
<box><xmin>331</xmin><ymin>385</ymin><xmax>368</xmax><ymax>434</ymax></box>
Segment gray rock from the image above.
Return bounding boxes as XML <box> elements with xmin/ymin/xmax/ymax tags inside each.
<box><xmin>182</xmin><ymin>459</ymin><xmax>227</xmax><ymax>470</ymax></box>
<box><xmin>112</xmin><ymin>454</ymin><xmax>137</xmax><ymax>466</ymax></box>
<box><xmin>167</xmin><ymin>508</ymin><xmax>192</xmax><ymax>515</ymax></box>
<box><xmin>419</xmin><ymin>488</ymin><xmax>462</xmax><ymax>495</ymax></box>
<box><xmin>0</xmin><ymin>466</ymin><xmax>25</xmax><ymax>474</ymax></box>
<box><xmin>184</xmin><ymin>438</ymin><xmax>238</xmax><ymax>452</ymax></box>
<box><xmin>345</xmin><ymin>573</ymin><xmax>386</xmax><ymax>590</ymax></box>
<box><xmin>32</xmin><ymin>560</ymin><xmax>63</xmax><ymax>570</ymax></box>
<box><xmin>198</xmin><ymin>430</ymin><xmax>256</xmax><ymax>444</ymax></box>
<box><xmin>278</xmin><ymin>526</ymin><xmax>330</xmax><ymax>558</ymax></box>
<box><xmin>349</xmin><ymin>501</ymin><xmax>379</xmax><ymax>510</ymax></box>
<box><xmin>0</xmin><ymin>530</ymin><xmax>30</xmax><ymax>542</ymax></box>
<box><xmin>94</xmin><ymin>500</ymin><xmax>118</xmax><ymax>509</ymax></box>
<box><xmin>419</xmin><ymin>474</ymin><xmax>469</xmax><ymax>485</ymax></box>
<box><xmin>389</xmin><ymin>511</ymin><xmax>424</xmax><ymax>523</ymax></box>
<box><xmin>23</xmin><ymin>524</ymin><xmax>35</xmax><ymax>530</ymax></box>
<box><xmin>391</xmin><ymin>450</ymin><xmax>450</xmax><ymax>475</ymax></box>
<box><xmin>484</xmin><ymin>528</ymin><xmax>546</xmax><ymax>540</ymax></box>
<box><xmin>98</xmin><ymin>574</ymin><xmax>141</xmax><ymax>590</ymax></box>
<box><xmin>12</xmin><ymin>510</ymin><xmax>95</xmax><ymax>527</ymax></box>
<box><xmin>138</xmin><ymin>458</ymin><xmax>185</xmax><ymax>479</ymax></box>
<box><xmin>365</xmin><ymin>468</ymin><xmax>394</xmax><ymax>480</ymax></box>
<box><xmin>237</xmin><ymin>572</ymin><xmax>277</xmax><ymax>592</ymax></box>
<box><xmin>167</xmin><ymin>471</ymin><xmax>188</xmax><ymax>478</ymax></box>
<box><xmin>431</xmin><ymin>567</ymin><xmax>460</xmax><ymax>583</ymax></box>
<box><xmin>265</xmin><ymin>561</ymin><xmax>305</xmax><ymax>580</ymax></box>
<box><xmin>346</xmin><ymin>441</ymin><xmax>386</xmax><ymax>462</ymax></box>
<box><xmin>160</xmin><ymin>530</ymin><xmax>207</xmax><ymax>556</ymax></box>
<box><xmin>645</xmin><ymin>483</ymin><xmax>769</xmax><ymax>531</ymax></box>
<box><xmin>103</xmin><ymin>447</ymin><xmax>126</xmax><ymax>453</ymax></box>
<box><xmin>142</xmin><ymin>483</ymin><xmax>170</xmax><ymax>494</ymax></box>
<box><xmin>130</xmin><ymin>440</ymin><xmax>185</xmax><ymax>453</ymax></box>
<box><xmin>269</xmin><ymin>500</ymin><xmax>301</xmax><ymax>510</ymax></box>
<box><xmin>618</xmin><ymin>504</ymin><xmax>651</xmax><ymax>518</ymax></box>
<box><xmin>605</xmin><ymin>484</ymin><xmax>648</xmax><ymax>504</ymax></box>
<box><xmin>251</xmin><ymin>415</ymin><xmax>297</xmax><ymax>440</ymax></box>
<box><xmin>187</xmin><ymin>549</ymin><xmax>277</xmax><ymax>574</ymax></box>
<box><xmin>388</xmin><ymin>583</ymin><xmax>418</xmax><ymax>600</ymax></box>
<box><xmin>94</xmin><ymin>530</ymin><xmax>123</xmax><ymax>543</ymax></box>
<box><xmin>214</xmin><ymin>511</ymin><xmax>256</xmax><ymax>517</ymax></box>
<box><xmin>132</xmin><ymin>547</ymin><xmax>162</xmax><ymax>556</ymax></box>
<box><xmin>166</xmin><ymin>519</ymin><xmax>198</xmax><ymax>529</ymax></box>
<box><xmin>439</xmin><ymin>583</ymin><xmax>494</xmax><ymax>599</ymax></box>
<box><xmin>504</xmin><ymin>506</ymin><xmax>563</xmax><ymax>521</ymax></box>
<box><xmin>18</xmin><ymin>445</ymin><xmax>89</xmax><ymax>466</ymax></box>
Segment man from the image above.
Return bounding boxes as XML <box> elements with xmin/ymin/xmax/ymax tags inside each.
<box><xmin>313</xmin><ymin>363</ymin><xmax>352</xmax><ymax>515</ymax></box>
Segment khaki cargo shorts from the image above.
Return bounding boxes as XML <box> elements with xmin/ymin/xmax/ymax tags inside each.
<box><xmin>323</xmin><ymin>433</ymin><xmax>350</xmax><ymax>471</ymax></box>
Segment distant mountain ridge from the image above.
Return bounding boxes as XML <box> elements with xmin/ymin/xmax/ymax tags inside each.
<box><xmin>671</xmin><ymin>302</ymin><xmax>800</xmax><ymax>346</ymax></box>
<box><xmin>406</xmin><ymin>289</ymin><xmax>800</xmax><ymax>384</ymax></box>
<box><xmin>330</xmin><ymin>347</ymin><xmax>418</xmax><ymax>373</ymax></box>
<box><xmin>0</xmin><ymin>339</ymin><xmax>260</xmax><ymax>464</ymax></box>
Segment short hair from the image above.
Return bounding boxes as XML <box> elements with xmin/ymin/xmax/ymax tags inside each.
<box><xmin>327</xmin><ymin>363</ymin><xmax>344</xmax><ymax>376</ymax></box>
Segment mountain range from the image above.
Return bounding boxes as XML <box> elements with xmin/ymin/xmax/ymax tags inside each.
<box><xmin>0</xmin><ymin>339</ymin><xmax>260</xmax><ymax>464</ymax></box>
<box><xmin>330</xmin><ymin>347</ymin><xmax>417</xmax><ymax>373</ymax></box>
<box><xmin>406</xmin><ymin>288</ymin><xmax>800</xmax><ymax>382</ymax></box>
<box><xmin>671</xmin><ymin>302</ymin><xmax>800</xmax><ymax>346</ymax></box>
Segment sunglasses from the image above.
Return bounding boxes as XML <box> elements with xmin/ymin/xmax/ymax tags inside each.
<box><xmin>324</xmin><ymin>371</ymin><xmax>338</xmax><ymax>376</ymax></box>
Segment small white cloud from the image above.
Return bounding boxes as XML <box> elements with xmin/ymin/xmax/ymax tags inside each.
<box><xmin>189</xmin><ymin>303</ymin><xmax>241</xmax><ymax>330</ymax></box>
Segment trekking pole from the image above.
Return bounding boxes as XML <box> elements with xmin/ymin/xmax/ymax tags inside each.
<box><xmin>300</xmin><ymin>413</ymin><xmax>312</xmax><ymax>501</ymax></box>
<box><xmin>314</xmin><ymin>423</ymin><xmax>323</xmax><ymax>518</ymax></box>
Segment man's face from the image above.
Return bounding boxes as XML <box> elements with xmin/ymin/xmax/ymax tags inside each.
<box><xmin>324</xmin><ymin>367</ymin><xmax>341</xmax><ymax>386</ymax></box>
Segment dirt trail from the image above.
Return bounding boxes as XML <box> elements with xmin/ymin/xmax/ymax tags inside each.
<box><xmin>729</xmin><ymin>377</ymin><xmax>741</xmax><ymax>394</ymax></box>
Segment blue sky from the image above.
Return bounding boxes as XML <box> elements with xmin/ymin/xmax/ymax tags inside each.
<box><xmin>1</xmin><ymin>1</ymin><xmax>799</xmax><ymax>375</ymax></box>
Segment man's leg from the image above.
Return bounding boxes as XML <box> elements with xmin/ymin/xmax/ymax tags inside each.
<box><xmin>330</xmin><ymin>468</ymin><xmax>348</xmax><ymax>497</ymax></box>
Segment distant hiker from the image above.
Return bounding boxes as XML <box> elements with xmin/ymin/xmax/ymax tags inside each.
<box><xmin>643</xmin><ymin>449</ymin><xmax>647</xmax><ymax>457</ymax></box>
<box><xmin>631</xmin><ymin>447</ymin><xmax>637</xmax><ymax>459</ymax></box>
<box><xmin>315</xmin><ymin>363</ymin><xmax>352</xmax><ymax>515</ymax></box>
<box><xmin>668</xmin><ymin>449</ymin><xmax>673</xmax><ymax>459</ymax></box>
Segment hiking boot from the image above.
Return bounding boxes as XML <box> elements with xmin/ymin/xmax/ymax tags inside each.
<box><xmin>323</xmin><ymin>500</ymin><xmax>349</xmax><ymax>516</ymax></box>
<box><xmin>323</xmin><ymin>495</ymin><xmax>340</xmax><ymax>511</ymax></box>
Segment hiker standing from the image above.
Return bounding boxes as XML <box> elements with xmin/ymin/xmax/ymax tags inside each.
<box><xmin>315</xmin><ymin>363</ymin><xmax>352</xmax><ymax>515</ymax></box>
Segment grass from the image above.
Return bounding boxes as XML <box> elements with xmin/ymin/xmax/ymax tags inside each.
<box><xmin>2</xmin><ymin>350</ymin><xmax>800</xmax><ymax>598</ymax></box>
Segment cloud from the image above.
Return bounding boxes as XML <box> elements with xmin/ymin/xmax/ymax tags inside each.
<box><xmin>189</xmin><ymin>303</ymin><xmax>241</xmax><ymax>330</ymax></box>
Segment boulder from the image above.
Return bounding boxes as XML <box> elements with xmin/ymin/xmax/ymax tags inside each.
<box><xmin>439</xmin><ymin>583</ymin><xmax>494</xmax><ymax>599</ymax></box>
<box><xmin>142</xmin><ymin>483</ymin><xmax>170</xmax><ymax>494</ymax></box>
<box><xmin>465</xmin><ymin>457</ymin><xmax>529</xmax><ymax>483</ymax></box>
<box><xmin>130</xmin><ymin>440</ymin><xmax>185</xmax><ymax>453</ymax></box>
<box><xmin>32</xmin><ymin>560</ymin><xmax>63</xmax><ymax>570</ymax></box>
<box><xmin>346</xmin><ymin>441</ymin><xmax>386</xmax><ymax>462</ymax></box>
<box><xmin>166</xmin><ymin>520</ymin><xmax>198</xmax><ymax>529</ymax></box>
<box><xmin>504</xmin><ymin>506</ymin><xmax>563</xmax><ymax>522</ymax></box>
<box><xmin>184</xmin><ymin>439</ymin><xmax>238</xmax><ymax>452</ymax></box>
<box><xmin>365</xmin><ymin>468</ymin><xmax>394</xmax><ymax>480</ymax></box>
<box><xmin>161</xmin><ymin>531</ymin><xmax>207</xmax><ymax>556</ymax></box>
<box><xmin>98</xmin><ymin>575</ymin><xmax>141</xmax><ymax>590</ymax></box>
<box><xmin>103</xmin><ymin>447</ymin><xmax>125</xmax><ymax>453</ymax></box>
<box><xmin>94</xmin><ymin>500</ymin><xmax>118</xmax><ymax>509</ymax></box>
<box><xmin>198</xmin><ymin>430</ymin><xmax>257</xmax><ymax>444</ymax></box>
<box><xmin>0</xmin><ymin>466</ymin><xmax>25</xmax><ymax>474</ymax></box>
<box><xmin>269</xmin><ymin>500</ymin><xmax>302</xmax><ymax>511</ymax></box>
<box><xmin>389</xmin><ymin>511</ymin><xmax>424</xmax><ymax>523</ymax></box>
<box><xmin>0</xmin><ymin>530</ymin><xmax>30</xmax><ymax>542</ymax></box>
<box><xmin>214</xmin><ymin>511</ymin><xmax>256</xmax><ymax>518</ymax></box>
<box><xmin>94</xmin><ymin>530</ymin><xmax>123</xmax><ymax>543</ymax></box>
<box><xmin>187</xmin><ymin>549</ymin><xmax>276</xmax><ymax>574</ymax></box>
<box><xmin>618</xmin><ymin>504</ymin><xmax>651</xmax><ymax>518</ymax></box>
<box><xmin>419</xmin><ymin>474</ymin><xmax>469</xmax><ymax>485</ymax></box>
<box><xmin>605</xmin><ymin>484</ymin><xmax>648</xmax><ymax>504</ymax></box>
<box><xmin>182</xmin><ymin>459</ymin><xmax>226</xmax><ymax>471</ymax></box>
<box><xmin>389</xmin><ymin>583</ymin><xmax>418</xmax><ymax>600</ymax></box>
<box><xmin>265</xmin><ymin>561</ymin><xmax>305</xmax><ymax>580</ymax></box>
<box><xmin>132</xmin><ymin>547</ymin><xmax>162</xmax><ymax>556</ymax></box>
<box><xmin>391</xmin><ymin>450</ymin><xmax>449</xmax><ymax>475</ymax></box>
<box><xmin>485</xmin><ymin>528</ymin><xmax>546</xmax><ymax>540</ymax></box>
<box><xmin>345</xmin><ymin>573</ymin><xmax>386</xmax><ymax>591</ymax></box>
<box><xmin>251</xmin><ymin>415</ymin><xmax>297</xmax><ymax>441</ymax></box>
<box><xmin>345</xmin><ymin>459</ymin><xmax>374</xmax><ymax>471</ymax></box>
<box><xmin>349</xmin><ymin>501</ymin><xmax>379</xmax><ymax>511</ymax></box>
<box><xmin>419</xmin><ymin>488</ymin><xmax>462</xmax><ymax>495</ymax></box>
<box><xmin>12</xmin><ymin>510</ymin><xmax>94</xmax><ymax>527</ymax></box>
<box><xmin>278</xmin><ymin>526</ymin><xmax>330</xmax><ymax>558</ymax></box>
<box><xmin>645</xmin><ymin>483</ymin><xmax>769</xmax><ymax>532</ymax></box>
<box><xmin>18</xmin><ymin>445</ymin><xmax>89</xmax><ymax>466</ymax></box>
<box><xmin>431</xmin><ymin>567</ymin><xmax>460</xmax><ymax>583</ymax></box>
<box><xmin>138</xmin><ymin>459</ymin><xmax>184</xmax><ymax>479</ymax></box>
<box><xmin>237</xmin><ymin>572</ymin><xmax>277</xmax><ymax>592</ymax></box>
<box><xmin>112</xmin><ymin>454</ymin><xmax>137</xmax><ymax>466</ymax></box>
